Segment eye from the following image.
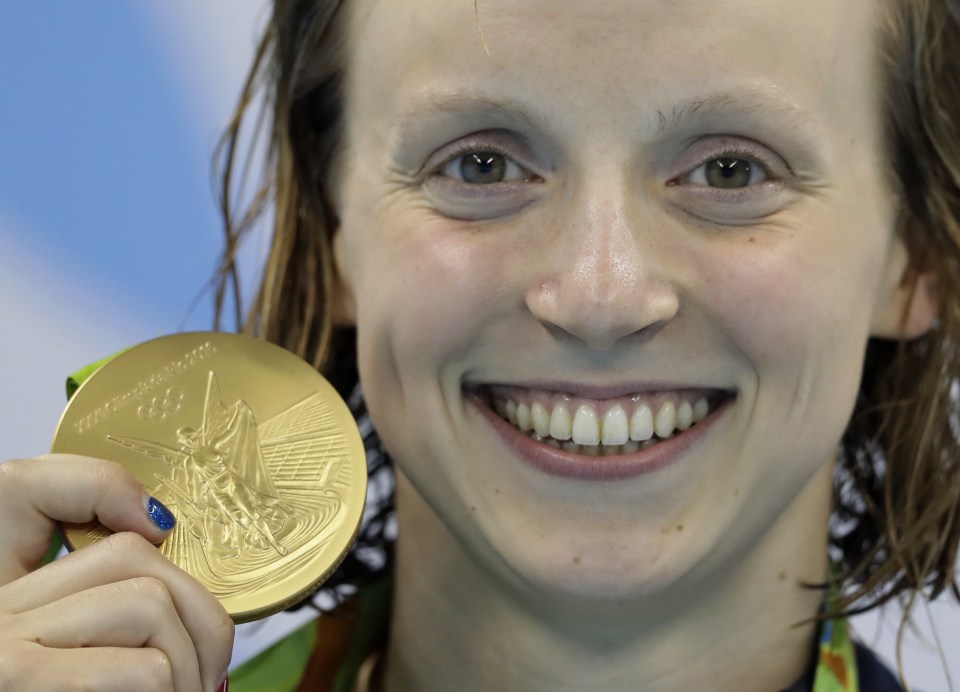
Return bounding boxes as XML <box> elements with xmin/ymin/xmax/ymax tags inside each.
<box><xmin>663</xmin><ymin>140</ymin><xmax>795</xmax><ymax>224</ymax></box>
<box><xmin>684</xmin><ymin>155</ymin><xmax>770</xmax><ymax>189</ymax></box>
<box><xmin>439</xmin><ymin>150</ymin><xmax>532</xmax><ymax>185</ymax></box>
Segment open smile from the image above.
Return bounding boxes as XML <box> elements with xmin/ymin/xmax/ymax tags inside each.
<box><xmin>467</xmin><ymin>384</ymin><xmax>735</xmax><ymax>480</ymax></box>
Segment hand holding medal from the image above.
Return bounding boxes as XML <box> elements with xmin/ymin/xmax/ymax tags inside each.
<box><xmin>51</xmin><ymin>332</ymin><xmax>368</xmax><ymax>623</ymax></box>
<box><xmin>0</xmin><ymin>332</ymin><xmax>366</xmax><ymax>689</ymax></box>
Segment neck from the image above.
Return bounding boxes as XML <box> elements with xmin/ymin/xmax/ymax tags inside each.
<box><xmin>382</xmin><ymin>463</ymin><xmax>833</xmax><ymax>692</ymax></box>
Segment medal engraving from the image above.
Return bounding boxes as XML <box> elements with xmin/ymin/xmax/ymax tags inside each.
<box><xmin>72</xmin><ymin>342</ymin><xmax>216</xmax><ymax>435</ymax></box>
<box><xmin>52</xmin><ymin>333</ymin><xmax>366</xmax><ymax>622</ymax></box>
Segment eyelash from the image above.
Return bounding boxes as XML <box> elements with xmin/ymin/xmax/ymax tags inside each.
<box><xmin>428</xmin><ymin>140</ymin><xmax>780</xmax><ymax>191</ymax></box>
<box><xmin>672</xmin><ymin>144</ymin><xmax>779</xmax><ymax>189</ymax></box>
<box><xmin>428</xmin><ymin>139</ymin><xmax>538</xmax><ymax>184</ymax></box>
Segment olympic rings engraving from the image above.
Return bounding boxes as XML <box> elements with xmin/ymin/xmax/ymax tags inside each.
<box><xmin>137</xmin><ymin>387</ymin><xmax>184</xmax><ymax>422</ymax></box>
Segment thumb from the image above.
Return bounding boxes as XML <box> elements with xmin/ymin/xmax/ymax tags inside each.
<box><xmin>0</xmin><ymin>455</ymin><xmax>176</xmax><ymax>582</ymax></box>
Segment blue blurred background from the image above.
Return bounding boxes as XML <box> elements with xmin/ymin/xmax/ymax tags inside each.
<box><xmin>0</xmin><ymin>1</ymin><xmax>268</xmax><ymax>458</ymax></box>
<box><xmin>0</xmin><ymin>2</ymin><xmax>956</xmax><ymax>686</ymax></box>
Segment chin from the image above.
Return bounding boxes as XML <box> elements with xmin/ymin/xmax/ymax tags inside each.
<box><xmin>467</xmin><ymin>507</ymin><xmax>729</xmax><ymax>612</ymax></box>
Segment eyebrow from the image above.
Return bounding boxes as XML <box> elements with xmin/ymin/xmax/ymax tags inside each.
<box><xmin>395</xmin><ymin>93</ymin><xmax>553</xmax><ymax>134</ymax></box>
<box><xmin>654</xmin><ymin>91</ymin><xmax>818</xmax><ymax>137</ymax></box>
<box><xmin>398</xmin><ymin>89</ymin><xmax>817</xmax><ymax>136</ymax></box>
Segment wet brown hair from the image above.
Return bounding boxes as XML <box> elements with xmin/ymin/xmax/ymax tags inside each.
<box><xmin>828</xmin><ymin>0</ymin><xmax>960</xmax><ymax>648</ymax></box>
<box><xmin>214</xmin><ymin>0</ymin><xmax>960</xmax><ymax>622</ymax></box>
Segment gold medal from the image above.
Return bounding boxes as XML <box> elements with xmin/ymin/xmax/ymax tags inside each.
<box><xmin>51</xmin><ymin>332</ymin><xmax>367</xmax><ymax>623</ymax></box>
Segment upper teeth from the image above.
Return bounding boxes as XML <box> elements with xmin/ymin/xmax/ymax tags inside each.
<box><xmin>494</xmin><ymin>396</ymin><xmax>710</xmax><ymax>447</ymax></box>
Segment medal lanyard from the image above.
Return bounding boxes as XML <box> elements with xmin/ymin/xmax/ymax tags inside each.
<box><xmin>812</xmin><ymin>616</ymin><xmax>859</xmax><ymax>692</ymax></box>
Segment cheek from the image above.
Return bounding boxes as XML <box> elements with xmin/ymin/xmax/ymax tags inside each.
<box><xmin>343</xmin><ymin>209</ymin><xmax>518</xmax><ymax>389</ymax></box>
<box><xmin>704</xmin><ymin>238</ymin><xmax>847</xmax><ymax>353</ymax></box>
<box><xmin>396</xmin><ymin>228</ymin><xmax>505</xmax><ymax>342</ymax></box>
<box><xmin>696</xmin><ymin>213</ymin><xmax>890</xmax><ymax>426</ymax></box>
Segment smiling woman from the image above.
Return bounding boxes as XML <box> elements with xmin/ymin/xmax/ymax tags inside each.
<box><xmin>208</xmin><ymin>2</ymin><xmax>960</xmax><ymax>689</ymax></box>
<box><xmin>1</xmin><ymin>0</ymin><xmax>959</xmax><ymax>691</ymax></box>
<box><xmin>333</xmin><ymin>0</ymin><xmax>931</xmax><ymax>654</ymax></box>
<box><xmin>216</xmin><ymin>0</ymin><xmax>957</xmax><ymax>689</ymax></box>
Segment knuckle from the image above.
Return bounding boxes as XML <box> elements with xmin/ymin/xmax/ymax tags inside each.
<box><xmin>0</xmin><ymin>458</ymin><xmax>30</xmax><ymax>495</ymax></box>
<box><xmin>129</xmin><ymin>575</ymin><xmax>175</xmax><ymax>611</ymax></box>
<box><xmin>212</xmin><ymin>606</ymin><xmax>236</xmax><ymax>653</ymax></box>
<box><xmin>96</xmin><ymin>459</ymin><xmax>137</xmax><ymax>491</ymax></box>
<box><xmin>94</xmin><ymin>530</ymin><xmax>156</xmax><ymax>569</ymax></box>
<box><xmin>139</xmin><ymin>649</ymin><xmax>174</xmax><ymax>692</ymax></box>
<box><xmin>104</xmin><ymin>530</ymin><xmax>152</xmax><ymax>554</ymax></box>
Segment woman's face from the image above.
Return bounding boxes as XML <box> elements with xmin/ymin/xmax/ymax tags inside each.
<box><xmin>334</xmin><ymin>0</ymin><xmax>919</xmax><ymax>600</ymax></box>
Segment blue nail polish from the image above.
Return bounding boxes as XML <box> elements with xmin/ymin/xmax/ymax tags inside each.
<box><xmin>147</xmin><ymin>496</ymin><xmax>177</xmax><ymax>531</ymax></box>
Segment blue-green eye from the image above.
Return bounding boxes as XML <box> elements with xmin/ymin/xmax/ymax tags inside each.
<box><xmin>440</xmin><ymin>151</ymin><xmax>530</xmax><ymax>184</ymax></box>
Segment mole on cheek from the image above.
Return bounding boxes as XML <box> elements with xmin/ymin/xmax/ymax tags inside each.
<box><xmin>572</xmin><ymin>556</ymin><xmax>582</xmax><ymax>565</ymax></box>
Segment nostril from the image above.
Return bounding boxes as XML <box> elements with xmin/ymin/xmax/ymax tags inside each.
<box><xmin>526</xmin><ymin>276</ymin><xmax>679</xmax><ymax>352</ymax></box>
<box><xmin>537</xmin><ymin>317</ymin><xmax>671</xmax><ymax>351</ymax></box>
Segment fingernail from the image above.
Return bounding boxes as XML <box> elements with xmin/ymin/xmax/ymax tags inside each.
<box><xmin>146</xmin><ymin>496</ymin><xmax>177</xmax><ymax>531</ymax></box>
<box><xmin>216</xmin><ymin>674</ymin><xmax>229</xmax><ymax>692</ymax></box>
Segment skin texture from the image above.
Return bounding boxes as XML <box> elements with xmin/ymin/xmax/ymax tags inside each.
<box><xmin>332</xmin><ymin>0</ymin><xmax>936</xmax><ymax>689</ymax></box>
<box><xmin>0</xmin><ymin>457</ymin><xmax>233</xmax><ymax>691</ymax></box>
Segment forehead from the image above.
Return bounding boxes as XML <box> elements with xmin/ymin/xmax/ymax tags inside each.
<box><xmin>344</xmin><ymin>0</ymin><xmax>883</xmax><ymax>152</ymax></box>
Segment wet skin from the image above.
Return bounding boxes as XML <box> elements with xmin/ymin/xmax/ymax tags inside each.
<box><xmin>331</xmin><ymin>0</ymin><xmax>932</xmax><ymax>689</ymax></box>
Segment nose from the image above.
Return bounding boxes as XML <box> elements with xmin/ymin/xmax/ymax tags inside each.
<box><xmin>526</xmin><ymin>189</ymin><xmax>680</xmax><ymax>351</ymax></box>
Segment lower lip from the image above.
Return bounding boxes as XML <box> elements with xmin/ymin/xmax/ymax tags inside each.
<box><xmin>468</xmin><ymin>394</ymin><xmax>732</xmax><ymax>481</ymax></box>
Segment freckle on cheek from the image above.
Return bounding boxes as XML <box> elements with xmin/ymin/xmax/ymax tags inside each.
<box><xmin>573</xmin><ymin>556</ymin><xmax>582</xmax><ymax>565</ymax></box>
